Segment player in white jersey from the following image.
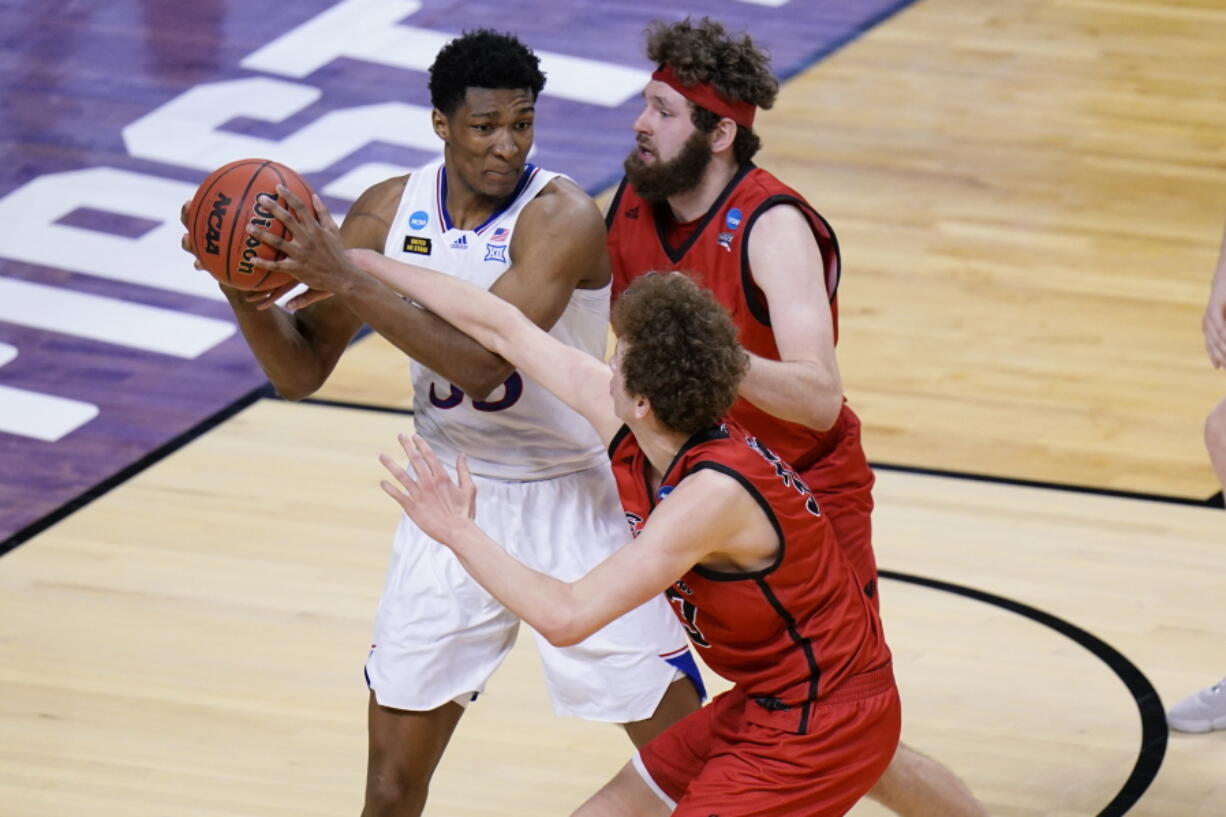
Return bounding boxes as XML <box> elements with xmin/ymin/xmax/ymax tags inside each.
<box><xmin>181</xmin><ymin>30</ymin><xmax>702</xmax><ymax>817</ymax></box>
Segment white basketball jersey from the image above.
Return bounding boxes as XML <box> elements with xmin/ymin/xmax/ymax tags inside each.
<box><xmin>384</xmin><ymin>160</ymin><xmax>609</xmax><ymax>480</ymax></box>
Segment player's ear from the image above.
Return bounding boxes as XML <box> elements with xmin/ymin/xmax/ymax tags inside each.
<box><xmin>710</xmin><ymin>118</ymin><xmax>737</xmax><ymax>155</ymax></box>
<box><xmin>431</xmin><ymin>108</ymin><xmax>450</xmax><ymax>141</ymax></box>
<box><xmin>634</xmin><ymin>395</ymin><xmax>651</xmax><ymax>422</ymax></box>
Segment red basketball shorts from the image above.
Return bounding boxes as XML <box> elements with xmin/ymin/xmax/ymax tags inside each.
<box><xmin>636</xmin><ymin>665</ymin><xmax>900</xmax><ymax>817</ymax></box>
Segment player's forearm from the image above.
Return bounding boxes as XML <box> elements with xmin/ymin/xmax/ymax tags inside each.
<box><xmin>223</xmin><ymin>288</ymin><xmax>334</xmax><ymax>400</ymax></box>
<box><xmin>332</xmin><ymin>266</ymin><xmax>514</xmax><ymax>398</ymax></box>
<box><xmin>739</xmin><ymin>353</ymin><xmax>843</xmax><ymax>431</ymax></box>
<box><xmin>352</xmin><ymin>249</ymin><xmax>519</xmax><ymax>359</ymax></box>
<box><xmin>447</xmin><ymin>524</ymin><xmax>599</xmax><ymax>647</ymax></box>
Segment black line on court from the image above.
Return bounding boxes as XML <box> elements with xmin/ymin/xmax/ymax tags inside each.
<box><xmin>298</xmin><ymin>396</ymin><xmax>415</xmax><ymax>416</ymax></box>
<box><xmin>0</xmin><ymin>383</ymin><xmax>274</xmax><ymax>558</ymax></box>
<box><xmin>873</xmin><ymin>461</ymin><xmax>1223</xmax><ymax>508</ymax></box>
<box><xmin>881</xmin><ymin>570</ymin><xmax>1168</xmax><ymax>817</ymax></box>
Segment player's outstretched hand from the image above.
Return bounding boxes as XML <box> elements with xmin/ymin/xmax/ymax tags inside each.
<box><xmin>380</xmin><ymin>434</ymin><xmax>477</xmax><ymax>547</ymax></box>
<box><xmin>247</xmin><ymin>186</ymin><xmax>341</xmax><ymax>310</ymax></box>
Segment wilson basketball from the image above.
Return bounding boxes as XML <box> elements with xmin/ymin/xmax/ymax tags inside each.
<box><xmin>185</xmin><ymin>158</ymin><xmax>315</xmax><ymax>292</ymax></box>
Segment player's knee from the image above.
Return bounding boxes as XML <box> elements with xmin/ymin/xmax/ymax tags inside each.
<box><xmin>363</xmin><ymin>762</ymin><xmax>433</xmax><ymax>816</ymax></box>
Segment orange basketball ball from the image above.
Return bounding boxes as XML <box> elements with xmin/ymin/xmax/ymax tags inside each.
<box><xmin>185</xmin><ymin>158</ymin><xmax>314</xmax><ymax>292</ymax></box>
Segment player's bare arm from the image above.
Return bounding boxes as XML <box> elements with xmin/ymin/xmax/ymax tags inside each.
<box><xmin>176</xmin><ymin>177</ymin><xmax>397</xmax><ymax>401</ymax></box>
<box><xmin>381</xmin><ymin>435</ymin><xmax>775</xmax><ymax>646</ymax></box>
<box><xmin>350</xmin><ymin>245</ymin><xmax>622</xmax><ymax>444</ymax></box>
<box><xmin>254</xmin><ymin>176</ymin><xmax>607</xmax><ymax>399</ymax></box>
<box><xmin>739</xmin><ymin>204</ymin><xmax>844</xmax><ymax>431</ymax></box>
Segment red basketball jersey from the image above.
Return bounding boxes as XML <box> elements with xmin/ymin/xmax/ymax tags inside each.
<box><xmin>608</xmin><ymin>165</ymin><xmax>854</xmax><ymax>471</ymax></box>
<box><xmin>609</xmin><ymin>420</ymin><xmax>890</xmax><ymax>734</ymax></box>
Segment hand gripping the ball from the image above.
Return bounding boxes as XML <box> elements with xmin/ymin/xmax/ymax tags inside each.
<box><xmin>246</xmin><ymin>185</ymin><xmax>348</xmax><ymax>312</ymax></box>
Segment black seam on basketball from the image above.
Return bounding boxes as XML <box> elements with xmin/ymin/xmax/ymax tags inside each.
<box><xmin>190</xmin><ymin>161</ymin><xmax>255</xmax><ymax>263</ymax></box>
<box><xmin>254</xmin><ymin>162</ymin><xmax>291</xmax><ymax>292</ymax></box>
<box><xmin>225</xmin><ymin>159</ymin><xmax>272</xmax><ymax>286</ymax></box>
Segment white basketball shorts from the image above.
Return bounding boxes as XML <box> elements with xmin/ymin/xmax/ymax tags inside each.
<box><xmin>365</xmin><ymin>462</ymin><xmax>697</xmax><ymax>722</ymax></box>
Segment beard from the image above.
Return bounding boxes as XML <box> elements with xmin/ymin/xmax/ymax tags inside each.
<box><xmin>623</xmin><ymin>130</ymin><xmax>714</xmax><ymax>203</ymax></box>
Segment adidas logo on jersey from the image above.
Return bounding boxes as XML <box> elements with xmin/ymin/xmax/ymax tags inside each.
<box><xmin>450</xmin><ymin>234</ymin><xmax>469</xmax><ymax>250</ymax></box>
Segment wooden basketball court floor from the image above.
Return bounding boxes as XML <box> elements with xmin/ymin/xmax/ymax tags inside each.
<box><xmin>3</xmin><ymin>1</ymin><xmax>1225</xmax><ymax>815</ymax></box>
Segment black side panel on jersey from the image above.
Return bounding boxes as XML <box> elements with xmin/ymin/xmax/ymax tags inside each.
<box><xmin>604</xmin><ymin>176</ymin><xmax>630</xmax><ymax>231</ymax></box>
<box><xmin>739</xmin><ymin>195</ymin><xmax>843</xmax><ymax>326</ymax></box>
<box><xmin>688</xmin><ymin>461</ymin><xmax>786</xmax><ymax>581</ymax></box>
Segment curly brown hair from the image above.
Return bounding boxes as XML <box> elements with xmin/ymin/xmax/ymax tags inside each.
<box><xmin>613</xmin><ymin>273</ymin><xmax>749</xmax><ymax>436</ymax></box>
<box><xmin>645</xmin><ymin>17</ymin><xmax>779</xmax><ymax>164</ymax></box>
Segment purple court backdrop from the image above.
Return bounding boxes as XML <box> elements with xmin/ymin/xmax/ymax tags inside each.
<box><xmin>0</xmin><ymin>0</ymin><xmax>914</xmax><ymax>545</ymax></box>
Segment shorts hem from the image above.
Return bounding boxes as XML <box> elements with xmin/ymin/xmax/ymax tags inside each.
<box><xmin>632</xmin><ymin>751</ymin><xmax>677</xmax><ymax>810</ymax></box>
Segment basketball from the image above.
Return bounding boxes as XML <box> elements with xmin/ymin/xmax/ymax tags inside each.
<box><xmin>184</xmin><ymin>158</ymin><xmax>315</xmax><ymax>292</ymax></box>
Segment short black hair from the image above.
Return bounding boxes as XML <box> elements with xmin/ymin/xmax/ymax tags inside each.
<box><xmin>428</xmin><ymin>30</ymin><xmax>547</xmax><ymax>116</ymax></box>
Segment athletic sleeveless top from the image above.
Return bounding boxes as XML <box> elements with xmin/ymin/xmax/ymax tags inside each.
<box><xmin>609</xmin><ymin>420</ymin><xmax>891</xmax><ymax>731</ymax></box>
<box><xmin>384</xmin><ymin>160</ymin><xmax>607</xmax><ymax>479</ymax></box>
<box><xmin>607</xmin><ymin>164</ymin><xmax>858</xmax><ymax>472</ymax></box>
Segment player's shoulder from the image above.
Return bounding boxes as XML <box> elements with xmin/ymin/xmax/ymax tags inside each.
<box><xmin>355</xmin><ymin>174</ymin><xmax>411</xmax><ymax>212</ymax></box>
<box><xmin>338</xmin><ymin>174</ymin><xmax>411</xmax><ymax>250</ymax></box>
<box><xmin>518</xmin><ymin>173</ymin><xmax>604</xmax><ymax>234</ymax></box>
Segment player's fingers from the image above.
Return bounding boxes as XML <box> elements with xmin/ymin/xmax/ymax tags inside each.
<box><xmin>311</xmin><ymin>194</ymin><xmax>339</xmax><ymax>233</ymax></box>
<box><xmin>247</xmin><ymin>221</ymin><xmax>289</xmax><ymax>252</ymax></box>
<box><xmin>275</xmin><ymin>184</ymin><xmax>311</xmax><ymax>224</ymax></box>
<box><xmin>414</xmin><ymin>435</ymin><xmax>444</xmax><ymax>480</ymax></box>
<box><xmin>1210</xmin><ymin>339</ymin><xmax>1226</xmax><ymax>369</ymax></box>
<box><xmin>405</xmin><ymin>436</ymin><xmax>438</xmax><ymax>484</ymax></box>
<box><xmin>456</xmin><ymin>454</ymin><xmax>476</xmax><ymax>519</ymax></box>
<box><xmin>180</xmin><ymin>200</ymin><xmax>190</xmax><ymax>226</ymax></box>
<box><xmin>456</xmin><ymin>453</ymin><xmax>474</xmax><ymax>492</ymax></box>
<box><xmin>256</xmin><ymin>192</ymin><xmax>298</xmax><ymax>230</ymax></box>
<box><xmin>379</xmin><ymin>453</ymin><xmax>418</xmax><ymax>497</ymax></box>
<box><xmin>259</xmin><ymin>280</ymin><xmax>299</xmax><ymax>303</ymax></box>
<box><xmin>397</xmin><ymin>433</ymin><xmax>424</xmax><ymax>479</ymax></box>
<box><xmin>286</xmin><ymin>288</ymin><xmax>333</xmax><ymax>312</ymax></box>
<box><xmin>380</xmin><ymin>479</ymin><xmax>413</xmax><ymax>510</ymax></box>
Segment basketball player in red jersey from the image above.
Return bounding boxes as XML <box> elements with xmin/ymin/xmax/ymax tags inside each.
<box><xmin>358</xmin><ymin>257</ymin><xmax>901</xmax><ymax>817</ymax></box>
<box><xmin>180</xmin><ymin>30</ymin><xmax>701</xmax><ymax>817</ymax></box>
<box><xmin>604</xmin><ymin>18</ymin><xmax>989</xmax><ymax>817</ymax></box>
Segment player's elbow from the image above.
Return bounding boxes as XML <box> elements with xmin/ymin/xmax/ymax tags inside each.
<box><xmin>266</xmin><ymin>371</ymin><xmax>324</xmax><ymax>402</ymax></box>
<box><xmin>453</xmin><ymin>360</ymin><xmax>516</xmax><ymax>401</ymax></box>
<box><xmin>538</xmin><ymin>610</ymin><xmax>595</xmax><ymax>648</ymax></box>
<box><xmin>807</xmin><ymin>393</ymin><xmax>843</xmax><ymax>432</ymax></box>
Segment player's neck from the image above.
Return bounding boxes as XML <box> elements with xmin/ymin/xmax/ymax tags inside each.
<box><xmin>632</xmin><ymin>420</ymin><xmax>690</xmax><ymax>483</ymax></box>
<box><xmin>442</xmin><ymin>162</ymin><xmax>512</xmax><ymax>231</ymax></box>
<box><xmin>665</xmin><ymin>156</ymin><xmax>739</xmax><ymax>224</ymax></box>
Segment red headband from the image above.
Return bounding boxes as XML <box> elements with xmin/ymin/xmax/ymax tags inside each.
<box><xmin>650</xmin><ymin>64</ymin><xmax>756</xmax><ymax>129</ymax></box>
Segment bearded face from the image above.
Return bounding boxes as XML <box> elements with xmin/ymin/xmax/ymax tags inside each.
<box><xmin>623</xmin><ymin>128</ymin><xmax>715</xmax><ymax>203</ymax></box>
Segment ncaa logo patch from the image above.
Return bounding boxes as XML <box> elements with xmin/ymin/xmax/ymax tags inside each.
<box><xmin>409</xmin><ymin>210</ymin><xmax>429</xmax><ymax>230</ymax></box>
<box><xmin>725</xmin><ymin>207</ymin><xmax>743</xmax><ymax>231</ymax></box>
